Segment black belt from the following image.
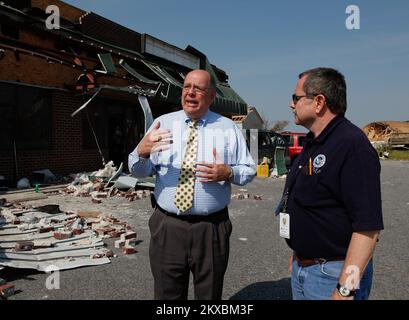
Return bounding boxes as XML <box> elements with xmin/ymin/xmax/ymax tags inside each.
<box><xmin>156</xmin><ymin>204</ymin><xmax>228</xmax><ymax>223</ymax></box>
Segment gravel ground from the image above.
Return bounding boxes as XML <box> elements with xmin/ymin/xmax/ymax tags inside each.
<box><xmin>1</xmin><ymin>160</ymin><xmax>408</xmax><ymax>300</ymax></box>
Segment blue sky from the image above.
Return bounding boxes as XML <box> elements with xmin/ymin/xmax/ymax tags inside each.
<box><xmin>65</xmin><ymin>0</ymin><xmax>409</xmax><ymax>131</ymax></box>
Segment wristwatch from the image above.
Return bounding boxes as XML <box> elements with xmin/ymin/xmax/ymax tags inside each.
<box><xmin>337</xmin><ymin>283</ymin><xmax>356</xmax><ymax>297</ymax></box>
<box><xmin>228</xmin><ymin>166</ymin><xmax>234</xmax><ymax>182</ymax></box>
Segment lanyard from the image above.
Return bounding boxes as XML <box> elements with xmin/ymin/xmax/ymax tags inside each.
<box><xmin>279</xmin><ymin>146</ymin><xmax>317</xmax><ymax>214</ymax></box>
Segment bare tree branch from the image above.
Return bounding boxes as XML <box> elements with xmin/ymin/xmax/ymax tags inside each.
<box><xmin>271</xmin><ymin>120</ymin><xmax>289</xmax><ymax>132</ymax></box>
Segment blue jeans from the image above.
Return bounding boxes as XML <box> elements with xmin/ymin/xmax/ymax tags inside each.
<box><xmin>291</xmin><ymin>259</ymin><xmax>373</xmax><ymax>300</ymax></box>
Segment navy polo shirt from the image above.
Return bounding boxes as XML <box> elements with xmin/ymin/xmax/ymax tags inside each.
<box><xmin>284</xmin><ymin>116</ymin><xmax>384</xmax><ymax>259</ymax></box>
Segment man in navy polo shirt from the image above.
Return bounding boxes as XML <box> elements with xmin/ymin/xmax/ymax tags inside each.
<box><xmin>279</xmin><ymin>67</ymin><xmax>384</xmax><ymax>300</ymax></box>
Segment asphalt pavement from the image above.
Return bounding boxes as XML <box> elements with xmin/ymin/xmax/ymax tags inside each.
<box><xmin>1</xmin><ymin>160</ymin><xmax>408</xmax><ymax>300</ymax></box>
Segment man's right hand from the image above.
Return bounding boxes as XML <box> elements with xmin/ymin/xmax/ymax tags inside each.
<box><xmin>136</xmin><ymin>122</ymin><xmax>173</xmax><ymax>158</ymax></box>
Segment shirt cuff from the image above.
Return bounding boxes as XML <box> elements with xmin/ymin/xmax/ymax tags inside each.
<box><xmin>129</xmin><ymin>148</ymin><xmax>149</xmax><ymax>168</ymax></box>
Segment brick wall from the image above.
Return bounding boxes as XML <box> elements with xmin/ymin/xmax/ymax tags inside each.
<box><xmin>0</xmin><ymin>90</ymin><xmax>109</xmax><ymax>182</ymax></box>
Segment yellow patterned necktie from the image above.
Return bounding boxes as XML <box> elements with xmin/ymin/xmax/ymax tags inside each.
<box><xmin>174</xmin><ymin>120</ymin><xmax>199</xmax><ymax>212</ymax></box>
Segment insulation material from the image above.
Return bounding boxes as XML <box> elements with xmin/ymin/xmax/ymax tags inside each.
<box><xmin>93</xmin><ymin>161</ymin><xmax>117</xmax><ymax>178</ymax></box>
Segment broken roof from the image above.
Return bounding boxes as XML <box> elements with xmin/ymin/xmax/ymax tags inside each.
<box><xmin>0</xmin><ymin>0</ymin><xmax>248</xmax><ymax>115</ymax></box>
<box><xmin>363</xmin><ymin>121</ymin><xmax>409</xmax><ymax>143</ymax></box>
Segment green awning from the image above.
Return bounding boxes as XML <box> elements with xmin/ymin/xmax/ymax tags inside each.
<box><xmin>217</xmin><ymin>83</ymin><xmax>246</xmax><ymax>105</ymax></box>
<box><xmin>119</xmin><ymin>59</ymin><xmax>161</xmax><ymax>85</ymax></box>
<box><xmin>97</xmin><ymin>53</ymin><xmax>117</xmax><ymax>75</ymax></box>
<box><xmin>214</xmin><ymin>80</ymin><xmax>248</xmax><ymax>115</ymax></box>
<box><xmin>141</xmin><ymin>60</ymin><xmax>183</xmax><ymax>88</ymax></box>
<box><xmin>204</xmin><ymin>58</ymin><xmax>247</xmax><ymax>115</ymax></box>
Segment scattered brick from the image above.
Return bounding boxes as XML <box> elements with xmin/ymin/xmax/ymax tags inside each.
<box><xmin>106</xmin><ymin>216</ymin><xmax>119</xmax><ymax>223</ymax></box>
<box><xmin>53</xmin><ymin>231</ymin><xmax>73</xmax><ymax>240</ymax></box>
<box><xmin>96</xmin><ymin>227</ymin><xmax>115</xmax><ymax>236</ymax></box>
<box><xmin>125</xmin><ymin>239</ymin><xmax>137</xmax><ymax>247</ymax></box>
<box><xmin>114</xmin><ymin>240</ymin><xmax>126</xmax><ymax>249</ymax></box>
<box><xmin>120</xmin><ymin>231</ymin><xmax>137</xmax><ymax>241</ymax></box>
<box><xmin>77</xmin><ymin>211</ymin><xmax>102</xmax><ymax>218</ymax></box>
<box><xmin>15</xmin><ymin>242</ymin><xmax>34</xmax><ymax>251</ymax></box>
<box><xmin>105</xmin><ymin>250</ymin><xmax>114</xmax><ymax>258</ymax></box>
<box><xmin>122</xmin><ymin>246</ymin><xmax>137</xmax><ymax>254</ymax></box>
<box><xmin>109</xmin><ymin>230</ymin><xmax>125</xmax><ymax>238</ymax></box>
<box><xmin>72</xmin><ymin>228</ymin><xmax>83</xmax><ymax>235</ymax></box>
<box><xmin>39</xmin><ymin>226</ymin><xmax>54</xmax><ymax>233</ymax></box>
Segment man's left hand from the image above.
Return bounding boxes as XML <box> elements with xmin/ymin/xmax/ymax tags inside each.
<box><xmin>196</xmin><ymin>149</ymin><xmax>231</xmax><ymax>182</ymax></box>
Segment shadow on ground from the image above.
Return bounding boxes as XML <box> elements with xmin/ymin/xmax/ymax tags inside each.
<box><xmin>0</xmin><ymin>267</ymin><xmax>41</xmax><ymax>282</ymax></box>
<box><xmin>229</xmin><ymin>278</ymin><xmax>292</xmax><ymax>300</ymax></box>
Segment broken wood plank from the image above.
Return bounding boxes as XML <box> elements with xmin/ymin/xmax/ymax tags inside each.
<box><xmin>2</xmin><ymin>192</ymin><xmax>48</xmax><ymax>203</ymax></box>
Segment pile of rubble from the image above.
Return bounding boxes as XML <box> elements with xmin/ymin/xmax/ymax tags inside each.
<box><xmin>231</xmin><ymin>189</ymin><xmax>263</xmax><ymax>200</ymax></box>
<box><xmin>0</xmin><ymin>201</ymin><xmax>139</xmax><ymax>273</ymax></box>
<box><xmin>363</xmin><ymin>121</ymin><xmax>409</xmax><ymax>147</ymax></box>
<box><xmin>0</xmin><ymin>162</ymin><xmax>145</xmax><ymax>299</ymax></box>
<box><xmin>62</xmin><ymin>161</ymin><xmax>154</xmax><ymax>203</ymax></box>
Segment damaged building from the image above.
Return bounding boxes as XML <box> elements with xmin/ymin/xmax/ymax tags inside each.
<box><xmin>0</xmin><ymin>0</ymin><xmax>248</xmax><ymax>186</ymax></box>
<box><xmin>363</xmin><ymin>121</ymin><xmax>409</xmax><ymax>147</ymax></box>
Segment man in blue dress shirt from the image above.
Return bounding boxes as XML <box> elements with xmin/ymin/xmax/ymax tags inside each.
<box><xmin>129</xmin><ymin>69</ymin><xmax>256</xmax><ymax>300</ymax></box>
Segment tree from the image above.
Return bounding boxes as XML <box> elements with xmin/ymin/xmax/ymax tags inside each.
<box><xmin>271</xmin><ymin>120</ymin><xmax>289</xmax><ymax>132</ymax></box>
<box><xmin>259</xmin><ymin>112</ymin><xmax>289</xmax><ymax>131</ymax></box>
<box><xmin>261</xmin><ymin>118</ymin><xmax>272</xmax><ymax>130</ymax></box>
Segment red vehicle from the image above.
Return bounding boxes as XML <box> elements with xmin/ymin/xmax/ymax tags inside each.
<box><xmin>280</xmin><ymin>131</ymin><xmax>307</xmax><ymax>165</ymax></box>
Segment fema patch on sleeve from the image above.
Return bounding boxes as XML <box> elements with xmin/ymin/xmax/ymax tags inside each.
<box><xmin>313</xmin><ymin>154</ymin><xmax>326</xmax><ymax>169</ymax></box>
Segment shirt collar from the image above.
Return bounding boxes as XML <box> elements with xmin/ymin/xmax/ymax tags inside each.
<box><xmin>307</xmin><ymin>115</ymin><xmax>346</xmax><ymax>145</ymax></box>
<box><xmin>183</xmin><ymin>110</ymin><xmax>212</xmax><ymax>127</ymax></box>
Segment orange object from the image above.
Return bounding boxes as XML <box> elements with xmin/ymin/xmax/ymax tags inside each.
<box><xmin>309</xmin><ymin>158</ymin><xmax>312</xmax><ymax>176</ymax></box>
<box><xmin>257</xmin><ymin>164</ymin><xmax>269</xmax><ymax>177</ymax></box>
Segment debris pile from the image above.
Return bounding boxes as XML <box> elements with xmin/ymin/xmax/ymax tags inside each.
<box><xmin>231</xmin><ymin>189</ymin><xmax>263</xmax><ymax>200</ymax></box>
<box><xmin>0</xmin><ymin>202</ymin><xmax>139</xmax><ymax>272</ymax></box>
<box><xmin>62</xmin><ymin>161</ymin><xmax>154</xmax><ymax>203</ymax></box>
<box><xmin>363</xmin><ymin>121</ymin><xmax>409</xmax><ymax>147</ymax></box>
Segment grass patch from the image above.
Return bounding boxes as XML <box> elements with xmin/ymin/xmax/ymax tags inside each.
<box><xmin>387</xmin><ymin>149</ymin><xmax>409</xmax><ymax>161</ymax></box>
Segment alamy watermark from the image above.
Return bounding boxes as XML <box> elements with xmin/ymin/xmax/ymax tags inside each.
<box><xmin>45</xmin><ymin>265</ymin><xmax>60</xmax><ymax>290</ymax></box>
<box><xmin>45</xmin><ymin>5</ymin><xmax>60</xmax><ymax>30</ymax></box>
<box><xmin>344</xmin><ymin>264</ymin><xmax>361</xmax><ymax>290</ymax></box>
<box><xmin>345</xmin><ymin>5</ymin><xmax>360</xmax><ymax>30</ymax></box>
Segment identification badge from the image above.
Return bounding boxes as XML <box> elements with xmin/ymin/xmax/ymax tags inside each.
<box><xmin>279</xmin><ymin>212</ymin><xmax>290</xmax><ymax>239</ymax></box>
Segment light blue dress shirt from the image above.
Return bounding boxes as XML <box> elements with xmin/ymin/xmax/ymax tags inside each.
<box><xmin>128</xmin><ymin>110</ymin><xmax>256</xmax><ymax>215</ymax></box>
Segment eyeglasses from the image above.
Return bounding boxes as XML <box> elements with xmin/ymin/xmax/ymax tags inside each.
<box><xmin>182</xmin><ymin>84</ymin><xmax>211</xmax><ymax>94</ymax></box>
<box><xmin>292</xmin><ymin>93</ymin><xmax>318</xmax><ymax>103</ymax></box>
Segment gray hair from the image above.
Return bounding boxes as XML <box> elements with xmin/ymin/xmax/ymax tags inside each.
<box><xmin>299</xmin><ymin>67</ymin><xmax>347</xmax><ymax>116</ymax></box>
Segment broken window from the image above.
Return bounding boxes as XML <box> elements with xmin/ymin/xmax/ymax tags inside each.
<box><xmin>0</xmin><ymin>84</ymin><xmax>15</xmax><ymax>149</ymax></box>
<box><xmin>16</xmin><ymin>86</ymin><xmax>52</xmax><ymax>149</ymax></box>
<box><xmin>0</xmin><ymin>83</ymin><xmax>52</xmax><ymax>150</ymax></box>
